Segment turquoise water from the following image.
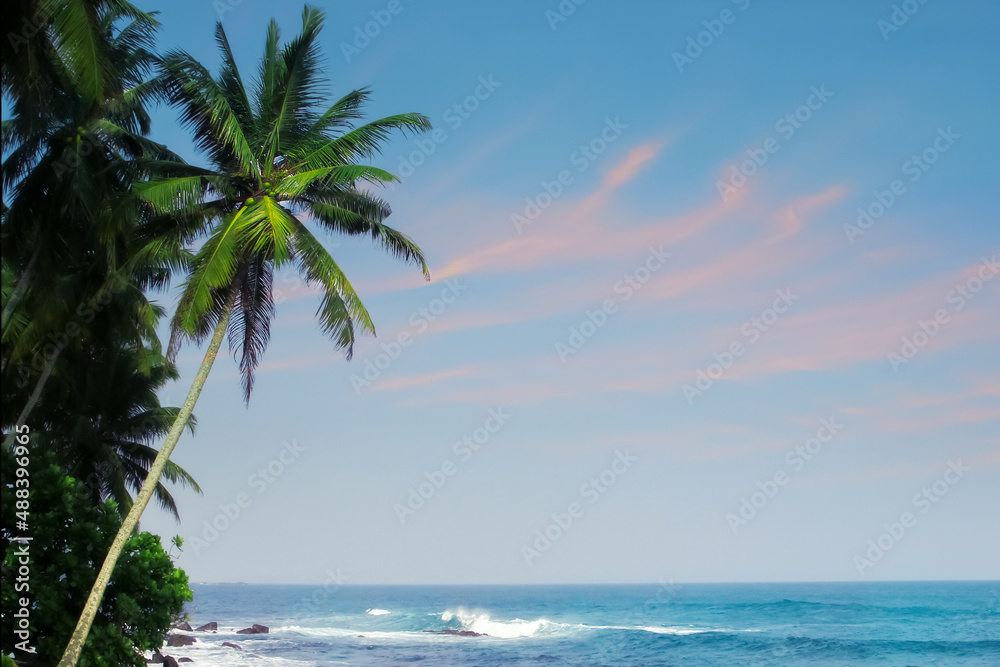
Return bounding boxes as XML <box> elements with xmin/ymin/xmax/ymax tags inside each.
<box><xmin>166</xmin><ymin>582</ymin><xmax>999</xmax><ymax>665</ymax></box>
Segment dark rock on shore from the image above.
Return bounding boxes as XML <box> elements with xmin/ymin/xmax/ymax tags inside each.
<box><xmin>194</xmin><ymin>622</ymin><xmax>217</xmax><ymax>632</ymax></box>
<box><xmin>178</xmin><ymin>659</ymin><xmax>194</xmax><ymax>664</ymax></box>
<box><xmin>222</xmin><ymin>642</ymin><xmax>242</xmax><ymax>651</ymax></box>
<box><xmin>173</xmin><ymin>621</ymin><xmax>193</xmax><ymax>631</ymax></box>
<box><xmin>162</xmin><ymin>657</ymin><xmax>179</xmax><ymax>667</ymax></box>
<box><xmin>427</xmin><ymin>629</ymin><xmax>488</xmax><ymax>637</ymax></box>
<box><xmin>148</xmin><ymin>651</ymin><xmax>165</xmax><ymax>664</ymax></box>
<box><xmin>236</xmin><ymin>623</ymin><xmax>269</xmax><ymax>634</ymax></box>
<box><xmin>166</xmin><ymin>635</ymin><xmax>196</xmax><ymax>647</ymax></box>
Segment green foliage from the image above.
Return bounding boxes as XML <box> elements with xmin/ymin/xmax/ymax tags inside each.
<box><xmin>0</xmin><ymin>449</ymin><xmax>191</xmax><ymax>666</ymax></box>
<box><xmin>152</xmin><ymin>5</ymin><xmax>431</xmax><ymax>402</ymax></box>
<box><xmin>1</xmin><ymin>0</ymin><xmax>199</xmax><ymax>525</ymax></box>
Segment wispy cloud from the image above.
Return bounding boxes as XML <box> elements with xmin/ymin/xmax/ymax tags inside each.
<box><xmin>371</xmin><ymin>365</ymin><xmax>480</xmax><ymax>391</ymax></box>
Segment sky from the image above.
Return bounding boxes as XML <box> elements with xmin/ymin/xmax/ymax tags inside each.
<box><xmin>140</xmin><ymin>0</ymin><xmax>1000</xmax><ymax>585</ymax></box>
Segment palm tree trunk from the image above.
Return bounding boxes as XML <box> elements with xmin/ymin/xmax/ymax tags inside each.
<box><xmin>2</xmin><ymin>340</ymin><xmax>64</xmax><ymax>450</ymax></box>
<box><xmin>58</xmin><ymin>310</ymin><xmax>230</xmax><ymax>667</ymax></box>
<box><xmin>1</xmin><ymin>247</ymin><xmax>42</xmax><ymax>376</ymax></box>
<box><xmin>1</xmin><ymin>245</ymin><xmax>40</xmax><ymax>337</ymax></box>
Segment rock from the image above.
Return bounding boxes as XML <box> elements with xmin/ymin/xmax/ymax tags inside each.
<box><xmin>173</xmin><ymin>621</ymin><xmax>193</xmax><ymax>631</ymax></box>
<box><xmin>440</xmin><ymin>629</ymin><xmax>487</xmax><ymax>637</ymax></box>
<box><xmin>178</xmin><ymin>660</ymin><xmax>194</xmax><ymax>664</ymax></box>
<box><xmin>193</xmin><ymin>622</ymin><xmax>217</xmax><ymax>632</ymax></box>
<box><xmin>166</xmin><ymin>635</ymin><xmax>196</xmax><ymax>647</ymax></box>
<box><xmin>221</xmin><ymin>642</ymin><xmax>242</xmax><ymax>651</ymax></box>
<box><xmin>236</xmin><ymin>624</ymin><xmax>269</xmax><ymax>634</ymax></box>
<box><xmin>148</xmin><ymin>651</ymin><xmax>165</xmax><ymax>664</ymax></box>
<box><xmin>163</xmin><ymin>658</ymin><xmax>179</xmax><ymax>667</ymax></box>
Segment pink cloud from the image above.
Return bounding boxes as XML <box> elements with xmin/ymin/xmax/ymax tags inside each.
<box><xmin>372</xmin><ymin>365</ymin><xmax>479</xmax><ymax>391</ymax></box>
<box><xmin>576</xmin><ymin>139</ymin><xmax>667</xmax><ymax>214</ymax></box>
<box><xmin>408</xmin><ymin>380</ymin><xmax>575</xmax><ymax>406</ymax></box>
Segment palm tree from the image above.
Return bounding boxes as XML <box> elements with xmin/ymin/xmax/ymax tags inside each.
<box><xmin>38</xmin><ymin>339</ymin><xmax>201</xmax><ymax>521</ymax></box>
<box><xmin>1</xmin><ymin>1</ymin><xmax>181</xmax><ymax>425</ymax></box>
<box><xmin>59</xmin><ymin>6</ymin><xmax>431</xmax><ymax>663</ymax></box>
<box><xmin>2</xmin><ymin>1</ymin><xmax>172</xmax><ymax>336</ymax></box>
<box><xmin>2</xmin><ymin>0</ymin><xmax>155</xmax><ymax>131</ymax></box>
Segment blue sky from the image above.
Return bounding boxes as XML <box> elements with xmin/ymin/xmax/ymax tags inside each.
<box><xmin>141</xmin><ymin>0</ymin><xmax>999</xmax><ymax>584</ymax></box>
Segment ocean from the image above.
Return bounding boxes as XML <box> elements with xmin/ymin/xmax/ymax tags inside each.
<box><xmin>163</xmin><ymin>581</ymin><xmax>999</xmax><ymax>665</ymax></box>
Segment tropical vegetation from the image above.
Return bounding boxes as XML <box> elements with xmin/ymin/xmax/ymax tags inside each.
<box><xmin>1</xmin><ymin>448</ymin><xmax>191</xmax><ymax>666</ymax></box>
<box><xmin>2</xmin><ymin>1</ymin><xmax>429</xmax><ymax>664</ymax></box>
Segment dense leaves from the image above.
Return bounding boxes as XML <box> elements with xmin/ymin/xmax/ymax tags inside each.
<box><xmin>149</xmin><ymin>6</ymin><xmax>431</xmax><ymax>401</ymax></box>
<box><xmin>0</xmin><ymin>448</ymin><xmax>191</xmax><ymax>666</ymax></box>
<box><xmin>3</xmin><ymin>3</ymin><xmax>430</xmax><ymax>663</ymax></box>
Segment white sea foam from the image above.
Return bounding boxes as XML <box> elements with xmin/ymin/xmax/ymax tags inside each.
<box><xmin>278</xmin><ymin>625</ymin><xmax>465</xmax><ymax>642</ymax></box>
<box><xmin>574</xmin><ymin>623</ymin><xmax>719</xmax><ymax>635</ymax></box>
<box><xmin>152</xmin><ymin>637</ymin><xmax>312</xmax><ymax>666</ymax></box>
<box><xmin>366</xmin><ymin>608</ymin><xmax>391</xmax><ymax>615</ymax></box>
<box><xmin>442</xmin><ymin>607</ymin><xmax>549</xmax><ymax>638</ymax></box>
<box><xmin>636</xmin><ymin>625</ymin><xmax>711</xmax><ymax>635</ymax></box>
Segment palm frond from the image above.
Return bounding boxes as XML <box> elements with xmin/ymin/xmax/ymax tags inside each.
<box><xmin>292</xmin><ymin>223</ymin><xmax>374</xmax><ymax>358</ymax></box>
<box><xmin>214</xmin><ymin>24</ymin><xmax>255</xmax><ymax>129</ymax></box>
<box><xmin>309</xmin><ymin>192</ymin><xmax>429</xmax><ymax>279</ymax></box>
<box><xmin>294</xmin><ymin>113</ymin><xmax>432</xmax><ymax>171</ymax></box>
<box><xmin>173</xmin><ymin>209</ymin><xmax>247</xmax><ymax>333</ymax></box>
<box><xmin>228</xmin><ymin>255</ymin><xmax>274</xmax><ymax>402</ymax></box>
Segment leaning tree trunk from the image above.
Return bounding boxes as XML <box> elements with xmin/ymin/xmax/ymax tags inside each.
<box><xmin>58</xmin><ymin>310</ymin><xmax>230</xmax><ymax>667</ymax></box>
<box><xmin>2</xmin><ymin>340</ymin><xmax>64</xmax><ymax>450</ymax></box>
<box><xmin>1</xmin><ymin>245</ymin><xmax>40</xmax><ymax>338</ymax></box>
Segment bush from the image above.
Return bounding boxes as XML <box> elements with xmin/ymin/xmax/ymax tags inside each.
<box><xmin>1</xmin><ymin>448</ymin><xmax>192</xmax><ymax>666</ymax></box>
